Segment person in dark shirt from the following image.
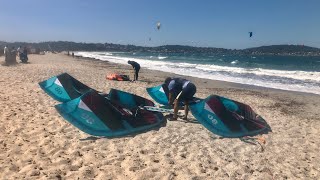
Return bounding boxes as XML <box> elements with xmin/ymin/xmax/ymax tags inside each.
<box><xmin>164</xmin><ymin>77</ymin><xmax>197</xmax><ymax>120</ymax></box>
<box><xmin>128</xmin><ymin>60</ymin><xmax>141</xmax><ymax>81</ymax></box>
<box><xmin>23</xmin><ymin>46</ymin><xmax>28</xmax><ymax>62</ymax></box>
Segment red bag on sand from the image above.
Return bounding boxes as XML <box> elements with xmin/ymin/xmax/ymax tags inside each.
<box><xmin>106</xmin><ymin>74</ymin><xmax>130</xmax><ymax>81</ymax></box>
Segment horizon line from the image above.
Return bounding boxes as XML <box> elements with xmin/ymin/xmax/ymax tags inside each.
<box><xmin>0</xmin><ymin>40</ymin><xmax>319</xmax><ymax>50</ymax></box>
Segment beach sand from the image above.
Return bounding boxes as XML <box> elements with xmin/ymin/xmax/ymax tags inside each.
<box><xmin>0</xmin><ymin>53</ymin><xmax>319</xmax><ymax>179</ymax></box>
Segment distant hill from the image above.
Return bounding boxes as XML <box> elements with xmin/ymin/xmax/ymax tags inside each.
<box><xmin>243</xmin><ymin>45</ymin><xmax>320</xmax><ymax>55</ymax></box>
<box><xmin>0</xmin><ymin>41</ymin><xmax>320</xmax><ymax>56</ymax></box>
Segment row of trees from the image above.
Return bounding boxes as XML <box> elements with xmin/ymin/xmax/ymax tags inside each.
<box><xmin>1</xmin><ymin>41</ymin><xmax>320</xmax><ymax>56</ymax></box>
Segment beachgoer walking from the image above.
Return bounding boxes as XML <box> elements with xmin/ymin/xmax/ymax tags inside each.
<box><xmin>164</xmin><ymin>77</ymin><xmax>197</xmax><ymax>120</ymax></box>
<box><xmin>128</xmin><ymin>60</ymin><xmax>140</xmax><ymax>81</ymax></box>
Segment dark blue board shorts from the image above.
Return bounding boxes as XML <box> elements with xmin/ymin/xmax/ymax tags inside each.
<box><xmin>177</xmin><ymin>83</ymin><xmax>196</xmax><ymax>102</ymax></box>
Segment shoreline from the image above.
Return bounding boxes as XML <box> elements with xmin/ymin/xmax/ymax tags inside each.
<box><xmin>1</xmin><ymin>53</ymin><xmax>319</xmax><ymax>179</ymax></box>
<box><xmin>74</xmin><ymin>54</ymin><xmax>320</xmax><ymax>97</ymax></box>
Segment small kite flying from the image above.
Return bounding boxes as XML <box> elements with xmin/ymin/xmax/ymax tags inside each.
<box><xmin>157</xmin><ymin>22</ymin><xmax>161</xmax><ymax>30</ymax></box>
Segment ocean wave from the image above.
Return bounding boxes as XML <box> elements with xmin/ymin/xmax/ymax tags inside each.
<box><xmin>158</xmin><ymin>56</ymin><xmax>168</xmax><ymax>60</ymax></box>
<box><xmin>75</xmin><ymin>52</ymin><xmax>320</xmax><ymax>95</ymax></box>
<box><xmin>195</xmin><ymin>64</ymin><xmax>320</xmax><ymax>82</ymax></box>
<box><xmin>75</xmin><ymin>52</ymin><xmax>112</xmax><ymax>59</ymax></box>
<box><xmin>231</xmin><ymin>60</ymin><xmax>239</xmax><ymax>64</ymax></box>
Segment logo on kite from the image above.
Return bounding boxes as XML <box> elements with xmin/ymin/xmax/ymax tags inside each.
<box><xmin>81</xmin><ymin>113</ymin><xmax>95</xmax><ymax>124</ymax></box>
<box><xmin>208</xmin><ymin>114</ymin><xmax>218</xmax><ymax>125</ymax></box>
<box><xmin>55</xmin><ymin>87</ymin><xmax>63</xmax><ymax>94</ymax></box>
<box><xmin>249</xmin><ymin>32</ymin><xmax>253</xmax><ymax>38</ymax></box>
<box><xmin>157</xmin><ymin>22</ymin><xmax>161</xmax><ymax>30</ymax></box>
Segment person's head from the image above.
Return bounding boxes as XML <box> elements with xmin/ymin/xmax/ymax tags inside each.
<box><xmin>165</xmin><ymin>77</ymin><xmax>172</xmax><ymax>85</ymax></box>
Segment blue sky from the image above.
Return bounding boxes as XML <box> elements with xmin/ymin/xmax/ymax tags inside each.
<box><xmin>1</xmin><ymin>0</ymin><xmax>320</xmax><ymax>49</ymax></box>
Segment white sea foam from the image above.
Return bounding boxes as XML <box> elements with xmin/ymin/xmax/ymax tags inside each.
<box><xmin>195</xmin><ymin>64</ymin><xmax>320</xmax><ymax>82</ymax></box>
<box><xmin>75</xmin><ymin>52</ymin><xmax>320</xmax><ymax>95</ymax></box>
<box><xmin>231</xmin><ymin>60</ymin><xmax>239</xmax><ymax>64</ymax></box>
<box><xmin>158</xmin><ymin>56</ymin><xmax>168</xmax><ymax>60</ymax></box>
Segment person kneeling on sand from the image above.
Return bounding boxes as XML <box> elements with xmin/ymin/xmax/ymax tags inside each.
<box><xmin>165</xmin><ymin>77</ymin><xmax>197</xmax><ymax>120</ymax></box>
<box><xmin>128</xmin><ymin>60</ymin><xmax>140</xmax><ymax>81</ymax></box>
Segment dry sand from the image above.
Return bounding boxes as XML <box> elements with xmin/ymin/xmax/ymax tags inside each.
<box><xmin>0</xmin><ymin>53</ymin><xmax>319</xmax><ymax>179</ymax></box>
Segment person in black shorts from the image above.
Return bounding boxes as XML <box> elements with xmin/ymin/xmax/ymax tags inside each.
<box><xmin>128</xmin><ymin>60</ymin><xmax>140</xmax><ymax>81</ymax></box>
<box><xmin>165</xmin><ymin>77</ymin><xmax>197</xmax><ymax>120</ymax></box>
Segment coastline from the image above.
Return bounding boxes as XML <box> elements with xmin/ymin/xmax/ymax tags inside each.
<box><xmin>74</xmin><ymin>51</ymin><xmax>320</xmax><ymax>96</ymax></box>
<box><xmin>0</xmin><ymin>53</ymin><xmax>319</xmax><ymax>179</ymax></box>
<box><xmin>75</xmin><ymin>53</ymin><xmax>320</xmax><ymax>97</ymax></box>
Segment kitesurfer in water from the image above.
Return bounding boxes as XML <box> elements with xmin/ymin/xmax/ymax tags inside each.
<box><xmin>128</xmin><ymin>60</ymin><xmax>140</xmax><ymax>81</ymax></box>
<box><xmin>165</xmin><ymin>77</ymin><xmax>197</xmax><ymax>120</ymax></box>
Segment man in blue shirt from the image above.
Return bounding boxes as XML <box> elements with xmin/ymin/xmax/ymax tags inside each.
<box><xmin>165</xmin><ymin>77</ymin><xmax>197</xmax><ymax>120</ymax></box>
<box><xmin>128</xmin><ymin>60</ymin><xmax>141</xmax><ymax>81</ymax></box>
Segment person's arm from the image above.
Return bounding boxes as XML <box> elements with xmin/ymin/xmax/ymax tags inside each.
<box><xmin>133</xmin><ymin>62</ymin><xmax>138</xmax><ymax>70</ymax></box>
<box><xmin>167</xmin><ymin>80</ymin><xmax>175</xmax><ymax>105</ymax></box>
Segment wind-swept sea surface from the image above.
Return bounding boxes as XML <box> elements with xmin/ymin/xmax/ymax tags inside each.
<box><xmin>75</xmin><ymin>51</ymin><xmax>320</xmax><ymax>95</ymax></box>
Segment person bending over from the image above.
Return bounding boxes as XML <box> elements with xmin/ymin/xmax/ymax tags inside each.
<box><xmin>128</xmin><ymin>60</ymin><xmax>140</xmax><ymax>81</ymax></box>
<box><xmin>165</xmin><ymin>77</ymin><xmax>197</xmax><ymax>120</ymax></box>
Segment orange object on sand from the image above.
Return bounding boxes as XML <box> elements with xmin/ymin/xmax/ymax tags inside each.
<box><xmin>106</xmin><ymin>74</ymin><xmax>130</xmax><ymax>81</ymax></box>
<box><xmin>257</xmin><ymin>137</ymin><xmax>266</xmax><ymax>144</ymax></box>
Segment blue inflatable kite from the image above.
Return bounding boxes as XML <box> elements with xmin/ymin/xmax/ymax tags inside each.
<box><xmin>147</xmin><ymin>84</ymin><xmax>270</xmax><ymax>137</ymax></box>
<box><xmin>39</xmin><ymin>73</ymin><xmax>166</xmax><ymax>137</ymax></box>
<box><xmin>39</xmin><ymin>73</ymin><xmax>92</xmax><ymax>102</ymax></box>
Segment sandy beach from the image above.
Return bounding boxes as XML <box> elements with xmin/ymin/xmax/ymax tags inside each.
<box><xmin>0</xmin><ymin>53</ymin><xmax>319</xmax><ymax>179</ymax></box>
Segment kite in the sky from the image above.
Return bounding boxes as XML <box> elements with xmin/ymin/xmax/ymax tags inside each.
<box><xmin>249</xmin><ymin>32</ymin><xmax>253</xmax><ymax>37</ymax></box>
<box><xmin>157</xmin><ymin>22</ymin><xmax>161</xmax><ymax>30</ymax></box>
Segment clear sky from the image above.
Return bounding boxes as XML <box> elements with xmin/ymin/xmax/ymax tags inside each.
<box><xmin>1</xmin><ymin>0</ymin><xmax>320</xmax><ymax>49</ymax></box>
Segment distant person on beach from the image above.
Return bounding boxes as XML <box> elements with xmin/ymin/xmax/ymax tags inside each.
<box><xmin>23</xmin><ymin>46</ymin><xmax>28</xmax><ymax>62</ymax></box>
<box><xmin>11</xmin><ymin>47</ymin><xmax>16</xmax><ymax>55</ymax></box>
<box><xmin>164</xmin><ymin>77</ymin><xmax>197</xmax><ymax>121</ymax></box>
<box><xmin>17</xmin><ymin>46</ymin><xmax>23</xmax><ymax>57</ymax></box>
<box><xmin>4</xmin><ymin>47</ymin><xmax>17</xmax><ymax>64</ymax></box>
<box><xmin>17</xmin><ymin>47</ymin><xmax>20</xmax><ymax>54</ymax></box>
<box><xmin>4</xmin><ymin>45</ymin><xmax>8</xmax><ymax>58</ymax></box>
<box><xmin>72</xmin><ymin>52</ymin><xmax>74</xmax><ymax>58</ymax></box>
<box><xmin>128</xmin><ymin>60</ymin><xmax>140</xmax><ymax>81</ymax></box>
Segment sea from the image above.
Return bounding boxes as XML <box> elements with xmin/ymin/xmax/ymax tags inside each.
<box><xmin>75</xmin><ymin>51</ymin><xmax>320</xmax><ymax>95</ymax></box>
